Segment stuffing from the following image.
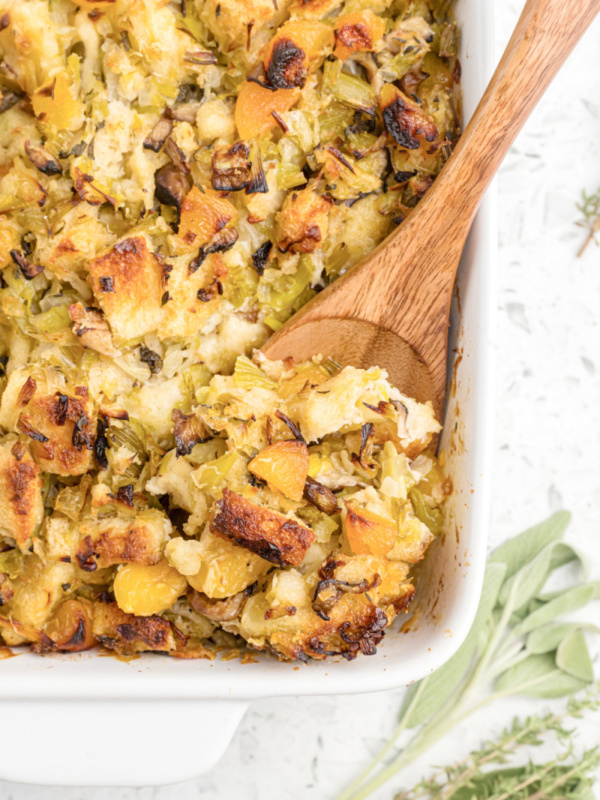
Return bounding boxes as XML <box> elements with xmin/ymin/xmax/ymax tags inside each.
<box><xmin>76</xmin><ymin>509</ymin><xmax>172</xmax><ymax>571</ymax></box>
<box><xmin>0</xmin><ymin>0</ymin><xmax>458</xmax><ymax>660</ymax></box>
<box><xmin>0</xmin><ymin>437</ymin><xmax>44</xmax><ymax>550</ymax></box>
<box><xmin>88</xmin><ymin>235</ymin><xmax>165</xmax><ymax>343</ymax></box>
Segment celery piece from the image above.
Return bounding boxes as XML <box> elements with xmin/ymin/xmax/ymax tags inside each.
<box><xmin>409</xmin><ymin>487</ymin><xmax>444</xmax><ymax>534</ymax></box>
<box><xmin>322</xmin><ymin>61</ymin><xmax>377</xmax><ymax>115</ymax></box>
<box><xmin>233</xmin><ymin>355</ymin><xmax>277</xmax><ymax>391</ymax></box>
<box><xmin>31</xmin><ymin>305</ymin><xmax>72</xmax><ymax>335</ymax></box>
<box><xmin>0</xmin><ymin>548</ymin><xmax>24</xmax><ymax>580</ymax></box>
<box><xmin>194</xmin><ymin>451</ymin><xmax>238</xmax><ymax>490</ymax></box>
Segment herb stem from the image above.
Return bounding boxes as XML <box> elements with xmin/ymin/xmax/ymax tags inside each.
<box><xmin>335</xmin><ymin>680</ymin><xmax>428</xmax><ymax>800</ymax></box>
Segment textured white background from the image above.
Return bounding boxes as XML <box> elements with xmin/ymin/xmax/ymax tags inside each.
<box><xmin>2</xmin><ymin>1</ymin><xmax>600</xmax><ymax>798</ymax></box>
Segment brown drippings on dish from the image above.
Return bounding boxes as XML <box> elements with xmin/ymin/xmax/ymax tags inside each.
<box><xmin>450</xmin><ymin>348</ymin><xmax>463</xmax><ymax>398</ymax></box>
<box><xmin>0</xmin><ymin>645</ymin><xmax>16</xmax><ymax>659</ymax></box>
<box><xmin>98</xmin><ymin>650</ymin><xmax>141</xmax><ymax>663</ymax></box>
<box><xmin>400</xmin><ymin>611</ymin><xmax>420</xmax><ymax>634</ymax></box>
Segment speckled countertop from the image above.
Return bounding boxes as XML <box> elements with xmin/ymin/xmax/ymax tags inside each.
<box><xmin>2</xmin><ymin>2</ymin><xmax>600</xmax><ymax>799</ymax></box>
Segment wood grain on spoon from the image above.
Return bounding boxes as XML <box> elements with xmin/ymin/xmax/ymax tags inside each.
<box><xmin>262</xmin><ymin>0</ymin><xmax>600</xmax><ymax>420</ymax></box>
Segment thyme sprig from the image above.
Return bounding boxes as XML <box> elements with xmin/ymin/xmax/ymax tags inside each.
<box><xmin>394</xmin><ymin>688</ymin><xmax>600</xmax><ymax>800</ymax></box>
<box><xmin>335</xmin><ymin>512</ymin><xmax>600</xmax><ymax>800</ymax></box>
<box><xmin>576</xmin><ymin>188</ymin><xmax>600</xmax><ymax>256</ymax></box>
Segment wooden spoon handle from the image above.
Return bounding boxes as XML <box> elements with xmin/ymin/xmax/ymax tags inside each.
<box><xmin>421</xmin><ymin>0</ymin><xmax>600</xmax><ymax>242</ymax></box>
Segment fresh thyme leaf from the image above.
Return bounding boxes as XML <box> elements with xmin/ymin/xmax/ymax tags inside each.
<box><xmin>577</xmin><ymin>188</ymin><xmax>600</xmax><ymax>256</ymax></box>
<box><xmin>335</xmin><ymin>513</ymin><xmax>600</xmax><ymax>800</ymax></box>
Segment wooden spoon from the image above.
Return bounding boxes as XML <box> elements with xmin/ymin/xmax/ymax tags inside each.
<box><xmin>262</xmin><ymin>0</ymin><xmax>600</xmax><ymax>419</ymax></box>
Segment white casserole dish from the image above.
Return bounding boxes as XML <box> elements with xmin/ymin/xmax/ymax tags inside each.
<box><xmin>0</xmin><ymin>0</ymin><xmax>495</xmax><ymax>786</ymax></box>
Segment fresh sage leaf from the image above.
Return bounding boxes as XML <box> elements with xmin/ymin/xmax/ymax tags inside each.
<box><xmin>495</xmin><ymin>652</ymin><xmax>591</xmax><ymax>698</ymax></box>
<box><xmin>527</xmin><ymin>621</ymin><xmax>600</xmax><ymax>654</ymax></box>
<box><xmin>516</xmin><ymin>582</ymin><xmax>600</xmax><ymax>636</ymax></box>
<box><xmin>400</xmin><ymin>562</ymin><xmax>506</xmax><ymax>729</ymax></box>
<box><xmin>556</xmin><ymin>630</ymin><xmax>594</xmax><ymax>681</ymax></box>
<box><xmin>498</xmin><ymin>541</ymin><xmax>581</xmax><ymax>612</ymax></box>
<box><xmin>489</xmin><ymin>510</ymin><xmax>570</xmax><ymax>579</ymax></box>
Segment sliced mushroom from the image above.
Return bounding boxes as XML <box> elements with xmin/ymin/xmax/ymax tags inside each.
<box><xmin>188</xmin><ymin>586</ymin><xmax>253</xmax><ymax>622</ymax></box>
<box><xmin>24</xmin><ymin>141</ymin><xmax>62</xmax><ymax>175</ymax></box>
<box><xmin>154</xmin><ymin>164</ymin><xmax>193</xmax><ymax>223</ymax></box>
<box><xmin>184</xmin><ymin>51</ymin><xmax>218</xmax><ymax>66</ymax></box>
<box><xmin>143</xmin><ymin>115</ymin><xmax>173</xmax><ymax>152</ymax></box>
<box><xmin>164</xmin><ymin>136</ymin><xmax>190</xmax><ymax>175</ymax></box>
<box><xmin>167</xmin><ymin>103</ymin><xmax>202</xmax><ymax>124</ymax></box>
<box><xmin>247</xmin><ymin>140</ymin><xmax>268</xmax><ymax>194</ymax></box>
<box><xmin>211</xmin><ymin>142</ymin><xmax>251</xmax><ymax>192</ymax></box>
<box><xmin>0</xmin><ymin>88</ymin><xmax>21</xmax><ymax>114</ymax></box>
<box><xmin>9</xmin><ymin>250</ymin><xmax>44</xmax><ymax>280</ymax></box>
<box><xmin>251</xmin><ymin>241</ymin><xmax>272</xmax><ymax>275</ymax></box>
<box><xmin>312</xmin><ymin>577</ymin><xmax>370</xmax><ymax>621</ymax></box>
<box><xmin>303</xmin><ymin>476</ymin><xmax>340</xmax><ymax>515</ymax></box>
<box><xmin>172</xmin><ymin>409</ymin><xmax>213</xmax><ymax>457</ymax></box>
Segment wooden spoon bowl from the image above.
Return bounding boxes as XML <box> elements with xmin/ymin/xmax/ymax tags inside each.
<box><xmin>263</xmin><ymin>0</ymin><xmax>600</xmax><ymax>420</ymax></box>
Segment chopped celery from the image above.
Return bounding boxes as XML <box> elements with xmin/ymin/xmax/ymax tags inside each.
<box><xmin>319</xmin><ymin>101</ymin><xmax>355</xmax><ymax>142</ymax></box>
<box><xmin>0</xmin><ymin>548</ymin><xmax>24</xmax><ymax>580</ymax></box>
<box><xmin>277</xmin><ymin>162</ymin><xmax>307</xmax><ymax>191</ymax></box>
<box><xmin>264</xmin><ymin>314</ymin><xmax>284</xmax><ymax>331</ymax></box>
<box><xmin>182</xmin><ymin>364</ymin><xmax>212</xmax><ymax>402</ymax></box>
<box><xmin>233</xmin><ymin>355</ymin><xmax>277</xmax><ymax>391</ymax></box>
<box><xmin>31</xmin><ymin>305</ymin><xmax>71</xmax><ymax>335</ymax></box>
<box><xmin>54</xmin><ymin>477</ymin><xmax>91</xmax><ymax>521</ymax></box>
<box><xmin>225</xmin><ymin>266</ymin><xmax>259</xmax><ymax>309</ymax></box>
<box><xmin>194</xmin><ymin>451</ymin><xmax>238</xmax><ymax>490</ymax></box>
<box><xmin>409</xmin><ymin>488</ymin><xmax>444</xmax><ymax>534</ymax></box>
<box><xmin>258</xmin><ymin>257</ymin><xmax>313</xmax><ymax>313</ymax></box>
<box><xmin>322</xmin><ymin>61</ymin><xmax>377</xmax><ymax>115</ymax></box>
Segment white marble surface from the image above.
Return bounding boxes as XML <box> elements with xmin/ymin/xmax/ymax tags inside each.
<box><xmin>3</xmin><ymin>2</ymin><xmax>600</xmax><ymax>798</ymax></box>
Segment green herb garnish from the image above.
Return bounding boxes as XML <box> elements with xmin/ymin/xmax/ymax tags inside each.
<box><xmin>577</xmin><ymin>187</ymin><xmax>600</xmax><ymax>256</ymax></box>
<box><xmin>336</xmin><ymin>511</ymin><xmax>600</xmax><ymax>800</ymax></box>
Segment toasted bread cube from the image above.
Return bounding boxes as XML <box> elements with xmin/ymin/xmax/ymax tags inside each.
<box><xmin>333</xmin><ymin>11</ymin><xmax>386</xmax><ymax>62</ymax></box>
<box><xmin>177</xmin><ymin>187</ymin><xmax>237</xmax><ymax>252</ymax></box>
<box><xmin>211</xmin><ymin>488</ymin><xmax>314</xmax><ymax>567</ymax></box>
<box><xmin>36</xmin><ymin>207</ymin><xmax>115</xmax><ymax>278</ymax></box>
<box><xmin>276</xmin><ymin>188</ymin><xmax>332</xmax><ymax>254</ymax></box>
<box><xmin>92</xmin><ymin>600</ymin><xmax>185</xmax><ymax>654</ymax></box>
<box><xmin>88</xmin><ymin>235</ymin><xmax>164</xmax><ymax>343</ymax></box>
<box><xmin>248</xmin><ymin>440</ymin><xmax>309</xmax><ymax>501</ymax></box>
<box><xmin>263</xmin><ymin>21</ymin><xmax>333</xmax><ymax>89</ymax></box>
<box><xmin>159</xmin><ymin>253</ymin><xmax>226</xmax><ymax>340</ymax></box>
<box><xmin>76</xmin><ymin>510</ymin><xmax>171</xmax><ymax>572</ymax></box>
<box><xmin>0</xmin><ymin>438</ymin><xmax>44</xmax><ymax>550</ymax></box>
<box><xmin>17</xmin><ymin>387</ymin><xmax>96</xmax><ymax>477</ymax></box>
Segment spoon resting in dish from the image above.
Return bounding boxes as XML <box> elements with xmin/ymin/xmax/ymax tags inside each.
<box><xmin>262</xmin><ymin>0</ymin><xmax>600</xmax><ymax>420</ymax></box>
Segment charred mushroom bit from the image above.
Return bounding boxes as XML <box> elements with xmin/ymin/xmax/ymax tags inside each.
<box><xmin>0</xmin><ymin>0</ymin><xmax>457</xmax><ymax>661</ymax></box>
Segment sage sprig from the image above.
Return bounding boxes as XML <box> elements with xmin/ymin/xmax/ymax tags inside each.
<box><xmin>336</xmin><ymin>511</ymin><xmax>600</xmax><ymax>800</ymax></box>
